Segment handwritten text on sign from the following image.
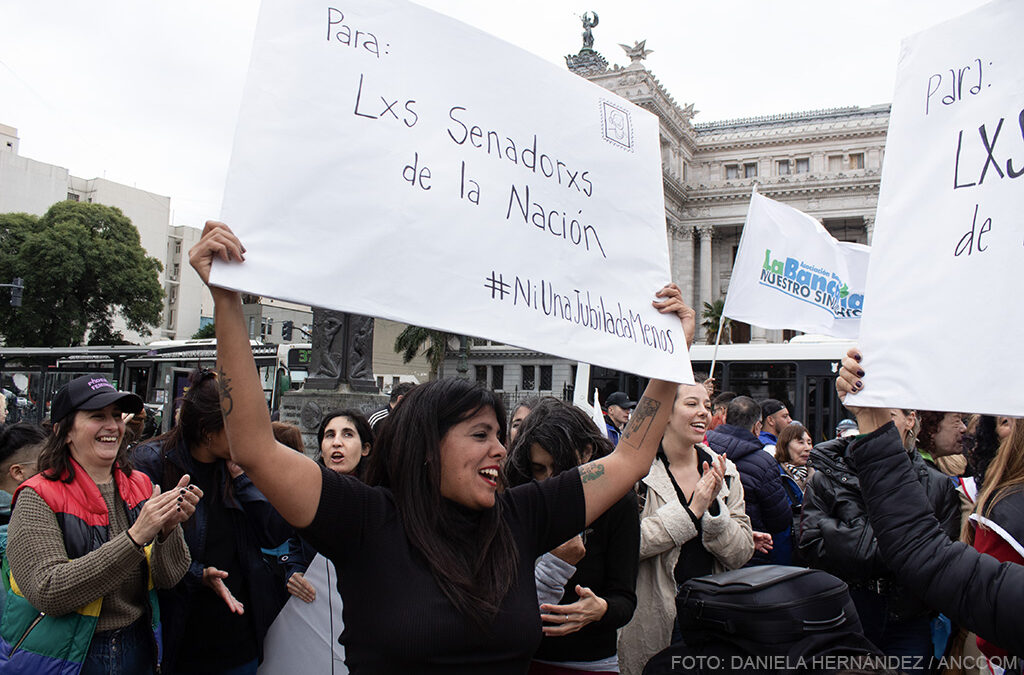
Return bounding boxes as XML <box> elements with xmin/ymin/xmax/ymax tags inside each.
<box><xmin>851</xmin><ymin>0</ymin><xmax>1024</xmax><ymax>416</ymax></box>
<box><xmin>212</xmin><ymin>0</ymin><xmax>691</xmax><ymax>382</ymax></box>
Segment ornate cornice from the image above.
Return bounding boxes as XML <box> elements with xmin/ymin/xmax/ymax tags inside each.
<box><xmin>462</xmin><ymin>348</ymin><xmax>547</xmax><ymax>360</ymax></box>
<box><xmin>694</xmin><ymin>105</ymin><xmax>890</xmax><ymax>133</ymax></box>
<box><xmin>696</xmin><ymin>126</ymin><xmax>887</xmax><ymax>152</ymax></box>
<box><xmin>683</xmin><ymin>173</ymin><xmax>881</xmax><ymax>205</ymax></box>
<box><xmin>663</xmin><ymin>173</ymin><xmax>688</xmax><ymax>205</ymax></box>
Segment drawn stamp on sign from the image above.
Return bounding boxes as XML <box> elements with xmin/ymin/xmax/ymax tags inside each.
<box><xmin>600</xmin><ymin>100</ymin><xmax>633</xmax><ymax>152</ymax></box>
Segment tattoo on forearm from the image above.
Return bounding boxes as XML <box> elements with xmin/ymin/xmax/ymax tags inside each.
<box><xmin>580</xmin><ymin>463</ymin><xmax>605</xmax><ymax>483</ymax></box>
<box><xmin>621</xmin><ymin>397</ymin><xmax>661</xmax><ymax>448</ymax></box>
<box><xmin>217</xmin><ymin>368</ymin><xmax>234</xmax><ymax>417</ymax></box>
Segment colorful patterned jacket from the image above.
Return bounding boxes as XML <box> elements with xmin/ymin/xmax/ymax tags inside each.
<box><xmin>0</xmin><ymin>463</ymin><xmax>162</xmax><ymax>674</ymax></box>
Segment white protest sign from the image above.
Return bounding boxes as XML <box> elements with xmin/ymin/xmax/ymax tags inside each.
<box><xmin>849</xmin><ymin>0</ymin><xmax>1024</xmax><ymax>416</ymax></box>
<box><xmin>258</xmin><ymin>555</ymin><xmax>347</xmax><ymax>674</ymax></box>
<box><xmin>211</xmin><ymin>0</ymin><xmax>692</xmax><ymax>383</ymax></box>
<box><xmin>723</xmin><ymin>191</ymin><xmax>869</xmax><ymax>339</ymax></box>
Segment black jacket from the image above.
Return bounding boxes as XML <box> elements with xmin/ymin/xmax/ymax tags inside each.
<box><xmin>706</xmin><ymin>424</ymin><xmax>793</xmax><ymax>557</ymax></box>
<box><xmin>849</xmin><ymin>423</ymin><xmax>1024</xmax><ymax>657</ymax></box>
<box><xmin>798</xmin><ymin>432</ymin><xmax>961</xmax><ymax>619</ymax></box>
<box><xmin>132</xmin><ymin>439</ymin><xmax>293</xmax><ymax>671</ymax></box>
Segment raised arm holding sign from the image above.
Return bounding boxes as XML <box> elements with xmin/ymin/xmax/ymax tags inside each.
<box><xmin>189</xmin><ymin>218</ymin><xmax>695</xmax><ymax>672</ymax></box>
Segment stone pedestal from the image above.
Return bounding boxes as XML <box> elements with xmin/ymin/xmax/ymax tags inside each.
<box><xmin>279</xmin><ymin>388</ymin><xmax>387</xmax><ymax>459</ymax></box>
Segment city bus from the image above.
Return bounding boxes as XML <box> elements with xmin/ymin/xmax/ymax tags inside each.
<box><xmin>0</xmin><ymin>341</ymin><xmax>311</xmax><ymax>430</ymax></box>
<box><xmin>589</xmin><ymin>337</ymin><xmax>855</xmax><ymax>443</ymax></box>
<box><xmin>689</xmin><ymin>337</ymin><xmax>855</xmax><ymax>443</ymax></box>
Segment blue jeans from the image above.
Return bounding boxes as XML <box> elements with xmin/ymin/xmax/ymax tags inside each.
<box><xmin>81</xmin><ymin>619</ymin><xmax>154</xmax><ymax>675</ymax></box>
<box><xmin>849</xmin><ymin>587</ymin><xmax>932</xmax><ymax>673</ymax></box>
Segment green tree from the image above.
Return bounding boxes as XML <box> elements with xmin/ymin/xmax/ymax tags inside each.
<box><xmin>0</xmin><ymin>201</ymin><xmax>164</xmax><ymax>346</ymax></box>
<box><xmin>701</xmin><ymin>298</ymin><xmax>731</xmax><ymax>345</ymax></box>
<box><xmin>393</xmin><ymin>325</ymin><xmax>457</xmax><ymax>380</ymax></box>
<box><xmin>192</xmin><ymin>322</ymin><xmax>217</xmax><ymax>339</ymax></box>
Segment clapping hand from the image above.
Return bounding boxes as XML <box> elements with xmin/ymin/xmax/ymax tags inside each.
<box><xmin>128</xmin><ymin>474</ymin><xmax>203</xmax><ymax>546</ymax></box>
<box><xmin>689</xmin><ymin>453</ymin><xmax>726</xmax><ymax>519</ymax></box>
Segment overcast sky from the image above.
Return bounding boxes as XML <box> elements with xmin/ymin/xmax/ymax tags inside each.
<box><xmin>0</xmin><ymin>0</ymin><xmax>989</xmax><ymax>228</ymax></box>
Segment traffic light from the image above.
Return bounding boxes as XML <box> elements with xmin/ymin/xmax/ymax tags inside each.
<box><xmin>281</xmin><ymin>320</ymin><xmax>293</xmax><ymax>341</ymax></box>
<box><xmin>10</xmin><ymin>278</ymin><xmax>23</xmax><ymax>307</ymax></box>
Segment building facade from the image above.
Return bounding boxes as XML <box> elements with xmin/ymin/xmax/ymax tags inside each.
<box><xmin>443</xmin><ymin>43</ymin><xmax>890</xmax><ymax>403</ymax></box>
<box><xmin>0</xmin><ymin>123</ymin><xmax>212</xmax><ymax>342</ymax></box>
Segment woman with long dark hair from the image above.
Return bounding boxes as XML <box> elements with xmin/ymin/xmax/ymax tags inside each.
<box><xmin>508</xmin><ymin>395</ymin><xmax>543</xmax><ymax>447</ymax></box>
<box><xmin>132</xmin><ymin>369</ymin><xmax>292</xmax><ymax>674</ymax></box>
<box><xmin>188</xmin><ymin>220</ymin><xmax>695</xmax><ymax>673</ymax></box>
<box><xmin>505</xmin><ymin>398</ymin><xmax>639</xmax><ymax>674</ymax></box>
<box><xmin>3</xmin><ymin>376</ymin><xmax>196</xmax><ymax>674</ymax></box>
<box><xmin>283</xmin><ymin>409</ymin><xmax>373</xmax><ymax>603</ymax></box>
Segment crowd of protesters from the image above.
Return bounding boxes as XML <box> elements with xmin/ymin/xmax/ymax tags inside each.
<box><xmin>0</xmin><ymin>219</ymin><xmax>1019</xmax><ymax>674</ymax></box>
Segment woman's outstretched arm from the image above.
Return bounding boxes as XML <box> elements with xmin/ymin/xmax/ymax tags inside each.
<box><xmin>838</xmin><ymin>348</ymin><xmax>1024</xmax><ymax>655</ymax></box>
<box><xmin>189</xmin><ymin>221</ymin><xmax>322</xmax><ymax>527</ymax></box>
<box><xmin>579</xmin><ymin>283</ymin><xmax>695</xmax><ymax>525</ymax></box>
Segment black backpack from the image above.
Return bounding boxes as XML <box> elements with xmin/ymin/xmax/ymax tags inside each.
<box><xmin>645</xmin><ymin>565</ymin><xmax>883</xmax><ymax>674</ymax></box>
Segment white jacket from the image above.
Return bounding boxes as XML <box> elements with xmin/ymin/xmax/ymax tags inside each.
<box><xmin>617</xmin><ymin>447</ymin><xmax>753</xmax><ymax>675</ymax></box>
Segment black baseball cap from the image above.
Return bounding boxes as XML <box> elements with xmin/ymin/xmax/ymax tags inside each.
<box><xmin>605</xmin><ymin>392</ymin><xmax>636</xmax><ymax>409</ymax></box>
<box><xmin>50</xmin><ymin>375</ymin><xmax>144</xmax><ymax>424</ymax></box>
<box><xmin>761</xmin><ymin>399</ymin><xmax>786</xmax><ymax>420</ymax></box>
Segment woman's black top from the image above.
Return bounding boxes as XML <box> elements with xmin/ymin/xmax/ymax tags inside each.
<box><xmin>533</xmin><ymin>489</ymin><xmax>640</xmax><ymax>663</ymax></box>
<box><xmin>660</xmin><ymin>447</ymin><xmax>719</xmax><ymax>586</ymax></box>
<box><xmin>300</xmin><ymin>465</ymin><xmax>586</xmax><ymax>674</ymax></box>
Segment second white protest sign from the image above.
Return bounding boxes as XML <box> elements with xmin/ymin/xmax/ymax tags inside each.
<box><xmin>849</xmin><ymin>0</ymin><xmax>1024</xmax><ymax>416</ymax></box>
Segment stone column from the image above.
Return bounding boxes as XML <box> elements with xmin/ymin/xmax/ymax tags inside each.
<box><xmin>286</xmin><ymin>308</ymin><xmax>385</xmax><ymax>453</ymax></box>
<box><xmin>697</xmin><ymin>225</ymin><xmax>714</xmax><ymax>341</ymax></box>
<box><xmin>863</xmin><ymin>215</ymin><xmax>874</xmax><ymax>245</ymax></box>
<box><xmin>750</xmin><ymin>325</ymin><xmax>769</xmax><ymax>343</ymax></box>
<box><xmin>668</xmin><ymin>222</ymin><xmax>695</xmax><ymax>311</ymax></box>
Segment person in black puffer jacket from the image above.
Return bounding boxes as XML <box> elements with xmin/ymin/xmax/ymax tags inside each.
<box><xmin>833</xmin><ymin>348</ymin><xmax>1024</xmax><ymax>661</ymax></box>
<box><xmin>705</xmin><ymin>396</ymin><xmax>792</xmax><ymax>564</ymax></box>
<box><xmin>798</xmin><ymin>427</ymin><xmax>961</xmax><ymax>671</ymax></box>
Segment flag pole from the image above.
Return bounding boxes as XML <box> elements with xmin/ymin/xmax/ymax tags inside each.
<box><xmin>709</xmin><ymin>315</ymin><xmax>725</xmax><ymax>382</ymax></box>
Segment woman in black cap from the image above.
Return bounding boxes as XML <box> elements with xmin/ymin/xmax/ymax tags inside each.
<box><xmin>2</xmin><ymin>375</ymin><xmax>200</xmax><ymax>675</ymax></box>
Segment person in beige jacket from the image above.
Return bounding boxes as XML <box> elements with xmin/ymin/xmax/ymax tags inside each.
<box><xmin>617</xmin><ymin>382</ymin><xmax>754</xmax><ymax>675</ymax></box>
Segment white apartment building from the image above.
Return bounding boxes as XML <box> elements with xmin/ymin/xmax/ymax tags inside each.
<box><xmin>0</xmin><ymin>123</ymin><xmax>211</xmax><ymax>342</ymax></box>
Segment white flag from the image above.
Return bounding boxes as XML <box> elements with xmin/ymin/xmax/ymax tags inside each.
<box><xmin>722</xmin><ymin>191</ymin><xmax>869</xmax><ymax>339</ymax></box>
<box><xmin>259</xmin><ymin>554</ymin><xmax>347</xmax><ymax>674</ymax></box>
<box><xmin>592</xmin><ymin>388</ymin><xmax>609</xmax><ymax>440</ymax></box>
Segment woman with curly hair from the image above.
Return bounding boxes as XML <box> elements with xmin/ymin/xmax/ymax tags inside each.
<box><xmin>917</xmin><ymin>410</ymin><xmax>967</xmax><ymax>476</ymax></box>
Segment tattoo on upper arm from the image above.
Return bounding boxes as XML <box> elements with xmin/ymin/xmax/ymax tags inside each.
<box><xmin>621</xmin><ymin>397</ymin><xmax>660</xmax><ymax>448</ymax></box>
<box><xmin>217</xmin><ymin>368</ymin><xmax>234</xmax><ymax>417</ymax></box>
<box><xmin>580</xmin><ymin>463</ymin><xmax>605</xmax><ymax>484</ymax></box>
